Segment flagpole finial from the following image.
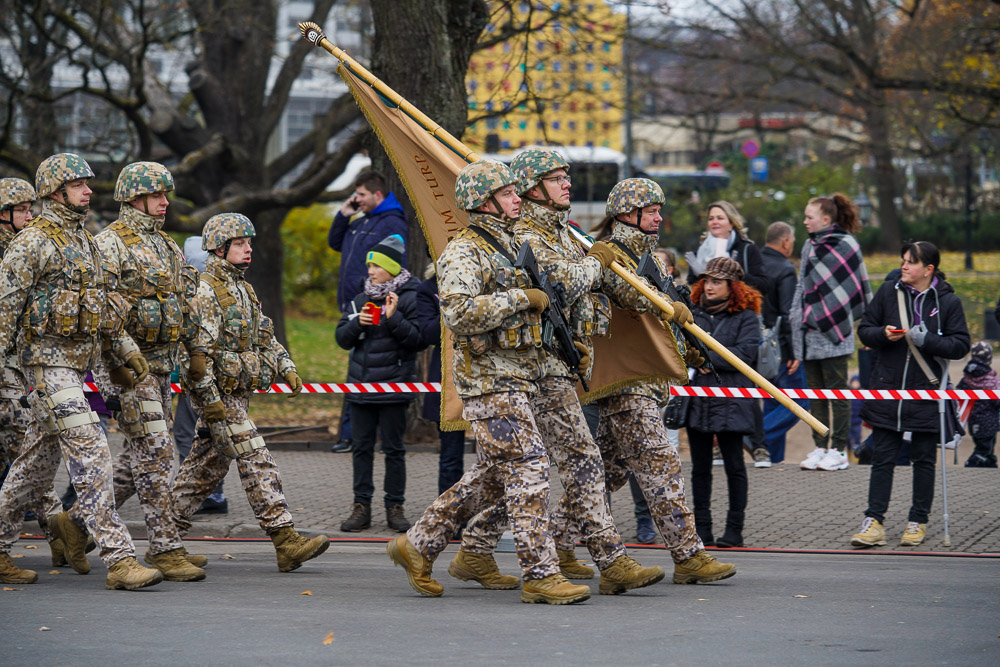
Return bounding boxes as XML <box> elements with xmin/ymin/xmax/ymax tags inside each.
<box><xmin>299</xmin><ymin>22</ymin><xmax>324</xmax><ymax>46</ymax></box>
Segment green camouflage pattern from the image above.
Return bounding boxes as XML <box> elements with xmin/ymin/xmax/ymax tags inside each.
<box><xmin>34</xmin><ymin>154</ymin><xmax>95</xmax><ymax>198</ymax></box>
<box><xmin>605</xmin><ymin>178</ymin><xmax>665</xmax><ymax>216</ymax></box>
<box><xmin>201</xmin><ymin>213</ymin><xmax>256</xmax><ymax>251</ymax></box>
<box><xmin>113</xmin><ymin>162</ymin><xmax>174</xmax><ymax>202</ymax></box>
<box><xmin>0</xmin><ymin>178</ymin><xmax>36</xmax><ymax>210</ymax></box>
<box><xmin>455</xmin><ymin>161</ymin><xmax>517</xmax><ymax>211</ymax></box>
<box><xmin>510</xmin><ymin>148</ymin><xmax>569</xmax><ymax>196</ymax></box>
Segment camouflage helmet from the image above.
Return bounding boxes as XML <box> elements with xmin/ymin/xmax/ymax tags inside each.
<box><xmin>455</xmin><ymin>161</ymin><xmax>517</xmax><ymax>211</ymax></box>
<box><xmin>510</xmin><ymin>147</ymin><xmax>569</xmax><ymax>196</ymax></box>
<box><xmin>114</xmin><ymin>161</ymin><xmax>174</xmax><ymax>202</ymax></box>
<box><xmin>0</xmin><ymin>178</ymin><xmax>37</xmax><ymax>211</ymax></box>
<box><xmin>35</xmin><ymin>153</ymin><xmax>95</xmax><ymax>198</ymax></box>
<box><xmin>202</xmin><ymin>213</ymin><xmax>256</xmax><ymax>251</ymax></box>
<box><xmin>606</xmin><ymin>178</ymin><xmax>665</xmax><ymax>216</ymax></box>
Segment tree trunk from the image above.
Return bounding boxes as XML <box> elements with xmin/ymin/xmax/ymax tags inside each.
<box><xmin>865</xmin><ymin>99</ymin><xmax>902</xmax><ymax>250</ymax></box>
<box><xmin>248</xmin><ymin>207</ymin><xmax>289</xmax><ymax>347</ymax></box>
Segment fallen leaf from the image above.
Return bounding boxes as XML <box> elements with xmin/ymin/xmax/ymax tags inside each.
<box><xmin>39</xmin><ymin>626</ymin><xmax>50</xmax><ymax>631</ymax></box>
<box><xmin>696</xmin><ymin>598</ymin><xmax>708</xmax><ymax>601</ymax></box>
<box><xmin>48</xmin><ymin>570</ymin><xmax>60</xmax><ymax>575</ymax></box>
<box><xmin>24</xmin><ymin>545</ymin><xmax>38</xmax><ymax>550</ymax></box>
<box><xmin>933</xmin><ymin>600</ymin><xmax>940</xmax><ymax>603</ymax></box>
<box><xmin>4</xmin><ymin>587</ymin><xmax>24</xmax><ymax>591</ymax></box>
<box><xmin>301</xmin><ymin>590</ymin><xmax>312</xmax><ymax>596</ymax></box>
<box><xmin>295</xmin><ymin>507</ymin><xmax>304</xmax><ymax>511</ymax></box>
<box><xmin>10</xmin><ymin>554</ymin><xmax>23</xmax><ymax>559</ymax></box>
<box><xmin>221</xmin><ymin>554</ymin><xmax>235</xmax><ymax>560</ymax></box>
<box><xmin>322</xmin><ymin>631</ymin><xmax>335</xmax><ymax>645</ymax></box>
<box><xmin>793</xmin><ymin>595</ymin><xmax>812</xmax><ymax>598</ymax></box>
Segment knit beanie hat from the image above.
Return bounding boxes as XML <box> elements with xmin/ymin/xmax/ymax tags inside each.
<box><xmin>366</xmin><ymin>234</ymin><xmax>404</xmax><ymax>276</ymax></box>
<box><xmin>702</xmin><ymin>256</ymin><xmax>744</xmax><ymax>282</ymax></box>
<box><xmin>971</xmin><ymin>341</ymin><xmax>993</xmax><ymax>366</ymax></box>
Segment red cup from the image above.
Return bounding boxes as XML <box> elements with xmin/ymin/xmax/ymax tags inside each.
<box><xmin>364</xmin><ymin>302</ymin><xmax>381</xmax><ymax>325</ymax></box>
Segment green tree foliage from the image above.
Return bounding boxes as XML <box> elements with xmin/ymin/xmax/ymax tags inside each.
<box><xmin>281</xmin><ymin>203</ymin><xmax>341</xmax><ymax>319</ymax></box>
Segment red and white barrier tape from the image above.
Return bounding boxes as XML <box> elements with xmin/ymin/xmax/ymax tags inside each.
<box><xmin>670</xmin><ymin>386</ymin><xmax>997</xmax><ymax>400</ymax></box>
<box><xmin>82</xmin><ymin>382</ymin><xmax>442</xmax><ymax>395</ymax></box>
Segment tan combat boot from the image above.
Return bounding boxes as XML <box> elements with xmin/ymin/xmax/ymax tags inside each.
<box><xmin>49</xmin><ymin>537</ymin><xmax>67</xmax><ymax>567</ymax></box>
<box><xmin>599</xmin><ymin>554</ymin><xmax>665</xmax><ymax>595</ymax></box>
<box><xmin>673</xmin><ymin>549</ymin><xmax>737</xmax><ymax>584</ymax></box>
<box><xmin>145</xmin><ymin>548</ymin><xmax>207</xmax><ymax>582</ymax></box>
<box><xmin>1</xmin><ymin>552</ymin><xmax>38</xmax><ymax>584</ymax></box>
<box><xmin>144</xmin><ymin>547</ymin><xmax>208</xmax><ymax>569</ymax></box>
<box><xmin>557</xmin><ymin>548</ymin><xmax>594</xmax><ymax>579</ymax></box>
<box><xmin>269</xmin><ymin>526</ymin><xmax>330</xmax><ymax>572</ymax></box>
<box><xmin>521</xmin><ymin>573</ymin><xmax>591</xmax><ymax>605</ymax></box>
<box><xmin>52</xmin><ymin>511</ymin><xmax>90</xmax><ymax>574</ymax></box>
<box><xmin>447</xmin><ymin>550</ymin><xmax>520</xmax><ymax>590</ymax></box>
<box><xmin>105</xmin><ymin>556</ymin><xmax>164</xmax><ymax>590</ymax></box>
<box><xmin>386</xmin><ymin>534</ymin><xmax>443</xmax><ymax>597</ymax></box>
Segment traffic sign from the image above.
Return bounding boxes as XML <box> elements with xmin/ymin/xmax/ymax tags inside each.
<box><xmin>750</xmin><ymin>157</ymin><xmax>769</xmax><ymax>182</ymax></box>
<box><xmin>742</xmin><ymin>140</ymin><xmax>760</xmax><ymax>159</ymax></box>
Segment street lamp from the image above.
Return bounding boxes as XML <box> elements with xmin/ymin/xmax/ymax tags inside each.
<box><xmin>855</xmin><ymin>190</ymin><xmax>873</xmax><ymax>225</ymax></box>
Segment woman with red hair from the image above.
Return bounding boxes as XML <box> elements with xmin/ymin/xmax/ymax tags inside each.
<box><xmin>686</xmin><ymin>257</ymin><xmax>762</xmax><ymax>548</ymax></box>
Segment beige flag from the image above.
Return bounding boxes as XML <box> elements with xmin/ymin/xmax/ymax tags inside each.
<box><xmin>337</xmin><ymin>64</ymin><xmax>685</xmax><ymax>428</ymax></box>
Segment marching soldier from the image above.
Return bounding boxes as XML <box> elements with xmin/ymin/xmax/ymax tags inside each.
<box><xmin>63</xmin><ymin>162</ymin><xmax>205</xmax><ymax>581</ymax></box>
<box><xmin>171</xmin><ymin>213</ymin><xmax>329</xmax><ymax>572</ymax></box>
<box><xmin>0</xmin><ymin>153</ymin><xmax>162</xmax><ymax>590</ymax></box>
<box><xmin>450</xmin><ymin>149</ymin><xmax>668</xmax><ymax>595</ymax></box>
<box><xmin>552</xmin><ymin>178</ymin><xmax>736</xmax><ymax>584</ymax></box>
<box><xmin>0</xmin><ymin>178</ymin><xmax>65</xmax><ymax>572</ymax></box>
<box><xmin>386</xmin><ymin>160</ymin><xmax>590</xmax><ymax>604</ymax></box>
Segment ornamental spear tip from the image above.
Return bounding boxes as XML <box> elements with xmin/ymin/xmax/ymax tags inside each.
<box><xmin>299</xmin><ymin>22</ymin><xmax>324</xmax><ymax>46</ymax></box>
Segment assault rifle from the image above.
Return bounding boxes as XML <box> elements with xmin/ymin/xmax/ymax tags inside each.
<box><xmin>635</xmin><ymin>252</ymin><xmax>720</xmax><ymax>382</ymax></box>
<box><xmin>515</xmin><ymin>242</ymin><xmax>590</xmax><ymax>392</ymax></box>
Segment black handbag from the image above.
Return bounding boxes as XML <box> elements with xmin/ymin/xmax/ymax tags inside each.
<box><xmin>663</xmin><ymin>394</ymin><xmax>690</xmax><ymax>430</ymax></box>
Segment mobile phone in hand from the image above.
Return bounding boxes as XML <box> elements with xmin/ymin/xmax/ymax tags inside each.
<box><xmin>889</xmin><ymin>328</ymin><xmax>907</xmax><ymax>334</ymax></box>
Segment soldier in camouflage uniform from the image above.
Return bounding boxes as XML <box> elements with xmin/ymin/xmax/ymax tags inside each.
<box><xmin>0</xmin><ymin>154</ymin><xmax>162</xmax><ymax>590</ymax></box>
<box><xmin>171</xmin><ymin>212</ymin><xmax>329</xmax><ymax>572</ymax></box>
<box><xmin>63</xmin><ymin>162</ymin><xmax>205</xmax><ymax>582</ymax></box>
<box><xmin>450</xmin><ymin>149</ymin><xmax>668</xmax><ymax>596</ymax></box>
<box><xmin>0</xmin><ymin>178</ymin><xmax>66</xmax><ymax>573</ymax></box>
<box><xmin>386</xmin><ymin>160</ymin><xmax>591</xmax><ymax>605</ymax></box>
<box><xmin>552</xmin><ymin>178</ymin><xmax>736</xmax><ymax>584</ymax></box>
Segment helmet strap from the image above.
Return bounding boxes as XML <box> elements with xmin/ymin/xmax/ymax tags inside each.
<box><xmin>526</xmin><ymin>180</ymin><xmax>569</xmax><ymax>211</ymax></box>
<box><xmin>486</xmin><ymin>194</ymin><xmax>516</xmax><ymax>223</ymax></box>
<box><xmin>618</xmin><ymin>208</ymin><xmax>657</xmax><ymax>235</ymax></box>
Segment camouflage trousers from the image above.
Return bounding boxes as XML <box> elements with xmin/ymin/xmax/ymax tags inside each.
<box><xmin>0</xmin><ymin>371</ymin><xmax>62</xmax><ymax>540</ymax></box>
<box><xmin>0</xmin><ymin>366</ymin><xmax>134</xmax><ymax>565</ymax></box>
<box><xmin>406</xmin><ymin>391</ymin><xmax>559</xmax><ymax>581</ymax></box>
<box><xmin>70</xmin><ymin>368</ymin><xmax>182</xmax><ymax>555</ymax></box>
<box><xmin>171</xmin><ymin>392</ymin><xmax>292</xmax><ymax>536</ymax></box>
<box><xmin>460</xmin><ymin>377</ymin><xmax>625</xmax><ymax>570</ymax></box>
<box><xmin>553</xmin><ymin>393</ymin><xmax>703</xmax><ymax>564</ymax></box>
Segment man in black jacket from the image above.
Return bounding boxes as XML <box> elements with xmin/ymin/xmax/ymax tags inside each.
<box><xmin>760</xmin><ymin>222</ymin><xmax>809</xmax><ymax>464</ymax></box>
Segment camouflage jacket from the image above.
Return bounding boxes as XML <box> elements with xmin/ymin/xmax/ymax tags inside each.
<box><xmin>511</xmin><ymin>200</ymin><xmax>608</xmax><ymax>381</ymax></box>
<box><xmin>184</xmin><ymin>254</ymin><xmax>295</xmax><ymax>405</ymax></box>
<box><xmin>0</xmin><ymin>225</ymin><xmax>20</xmax><ymax>385</ymax></box>
<box><xmin>437</xmin><ymin>212</ymin><xmax>543</xmax><ymax>399</ymax></box>
<box><xmin>96</xmin><ymin>204</ymin><xmax>196</xmax><ymax>375</ymax></box>
<box><xmin>0</xmin><ymin>200</ymin><xmax>140</xmax><ymax>373</ymax></box>
<box><xmin>601</xmin><ymin>223</ymin><xmax>681</xmax><ymax>404</ymax></box>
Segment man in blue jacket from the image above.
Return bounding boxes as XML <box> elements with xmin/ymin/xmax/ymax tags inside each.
<box><xmin>328</xmin><ymin>170</ymin><xmax>409</xmax><ymax>452</ymax></box>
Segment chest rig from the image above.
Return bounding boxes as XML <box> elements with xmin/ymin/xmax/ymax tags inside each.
<box><xmin>201</xmin><ymin>268</ymin><xmax>265</xmax><ymax>394</ymax></box>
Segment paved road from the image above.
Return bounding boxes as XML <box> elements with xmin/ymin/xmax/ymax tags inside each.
<box><xmin>3</xmin><ymin>541</ymin><xmax>997</xmax><ymax>665</ymax></box>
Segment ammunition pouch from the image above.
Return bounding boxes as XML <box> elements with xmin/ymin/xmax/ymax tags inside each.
<box><xmin>257</xmin><ymin>316</ymin><xmax>278</xmax><ymax>388</ymax></box>
<box><xmin>26</xmin><ymin>385</ymin><xmax>99</xmax><ymax>434</ymax></box>
<box><xmin>49</xmin><ymin>288</ymin><xmax>82</xmax><ymax>337</ymax></box>
<box><xmin>213</xmin><ymin>349</ymin><xmax>263</xmax><ymax>395</ymax></box>
<box><xmin>101</xmin><ymin>292</ymin><xmax>130</xmax><ymax>338</ymax></box>
<box><xmin>180</xmin><ymin>265</ymin><xmax>200</xmax><ymax>342</ymax></box>
<box><xmin>130</xmin><ymin>293</ymin><xmax>183</xmax><ymax>345</ymax></box>
<box><xmin>571</xmin><ymin>293</ymin><xmax>612</xmax><ymax>339</ymax></box>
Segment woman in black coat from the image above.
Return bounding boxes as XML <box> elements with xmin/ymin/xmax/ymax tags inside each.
<box><xmin>684</xmin><ymin>200</ymin><xmax>771</xmax><ymax>296</ymax></box>
<box><xmin>335</xmin><ymin>234</ymin><xmax>424</xmax><ymax>534</ymax></box>
<box><xmin>686</xmin><ymin>257</ymin><xmax>762</xmax><ymax>548</ymax></box>
<box><xmin>850</xmin><ymin>241</ymin><xmax>970</xmax><ymax>549</ymax></box>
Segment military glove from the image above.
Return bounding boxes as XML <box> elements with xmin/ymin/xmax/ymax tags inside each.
<box><xmin>285</xmin><ymin>370</ymin><xmax>303</xmax><ymax>396</ymax></box>
<box><xmin>585</xmin><ymin>241</ymin><xmax>618</xmax><ymax>271</ymax></box>
<box><xmin>573</xmin><ymin>340</ymin><xmax>592</xmax><ymax>376</ymax></box>
<box><xmin>203</xmin><ymin>400</ymin><xmax>227</xmax><ymax>423</ymax></box>
<box><xmin>684</xmin><ymin>347</ymin><xmax>706</xmax><ymax>368</ymax></box>
<box><xmin>188</xmin><ymin>349</ymin><xmax>208</xmax><ymax>383</ymax></box>
<box><xmin>661</xmin><ymin>301</ymin><xmax>693</xmax><ymax>326</ymax></box>
<box><xmin>126</xmin><ymin>353</ymin><xmax>150</xmax><ymax>384</ymax></box>
<box><xmin>109</xmin><ymin>364</ymin><xmax>135</xmax><ymax>389</ymax></box>
<box><xmin>522</xmin><ymin>288</ymin><xmax>550</xmax><ymax>312</ymax></box>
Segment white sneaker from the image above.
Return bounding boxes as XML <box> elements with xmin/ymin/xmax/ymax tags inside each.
<box><xmin>800</xmin><ymin>448</ymin><xmax>827</xmax><ymax>470</ymax></box>
<box><xmin>817</xmin><ymin>449</ymin><xmax>849</xmax><ymax>471</ymax></box>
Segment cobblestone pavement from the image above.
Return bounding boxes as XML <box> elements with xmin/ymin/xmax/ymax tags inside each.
<box><xmin>44</xmin><ymin>421</ymin><xmax>998</xmax><ymax>555</ymax></box>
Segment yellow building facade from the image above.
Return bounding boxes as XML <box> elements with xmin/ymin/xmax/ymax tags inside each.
<box><xmin>464</xmin><ymin>1</ymin><xmax>625</xmax><ymax>152</ymax></box>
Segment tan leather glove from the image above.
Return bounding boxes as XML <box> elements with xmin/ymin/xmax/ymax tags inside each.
<box><xmin>188</xmin><ymin>349</ymin><xmax>208</xmax><ymax>383</ymax></box>
<box><xmin>661</xmin><ymin>301</ymin><xmax>693</xmax><ymax>326</ymax></box>
<box><xmin>203</xmin><ymin>400</ymin><xmax>227</xmax><ymax>423</ymax></box>
<box><xmin>573</xmin><ymin>340</ymin><xmax>591</xmax><ymax>375</ymax></box>
<box><xmin>522</xmin><ymin>288</ymin><xmax>550</xmax><ymax>312</ymax></box>
<box><xmin>684</xmin><ymin>346</ymin><xmax>706</xmax><ymax>368</ymax></box>
<box><xmin>109</xmin><ymin>365</ymin><xmax>135</xmax><ymax>389</ymax></box>
<box><xmin>585</xmin><ymin>241</ymin><xmax>618</xmax><ymax>271</ymax></box>
<box><xmin>284</xmin><ymin>370</ymin><xmax>303</xmax><ymax>396</ymax></box>
<box><xmin>125</xmin><ymin>353</ymin><xmax>150</xmax><ymax>384</ymax></box>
